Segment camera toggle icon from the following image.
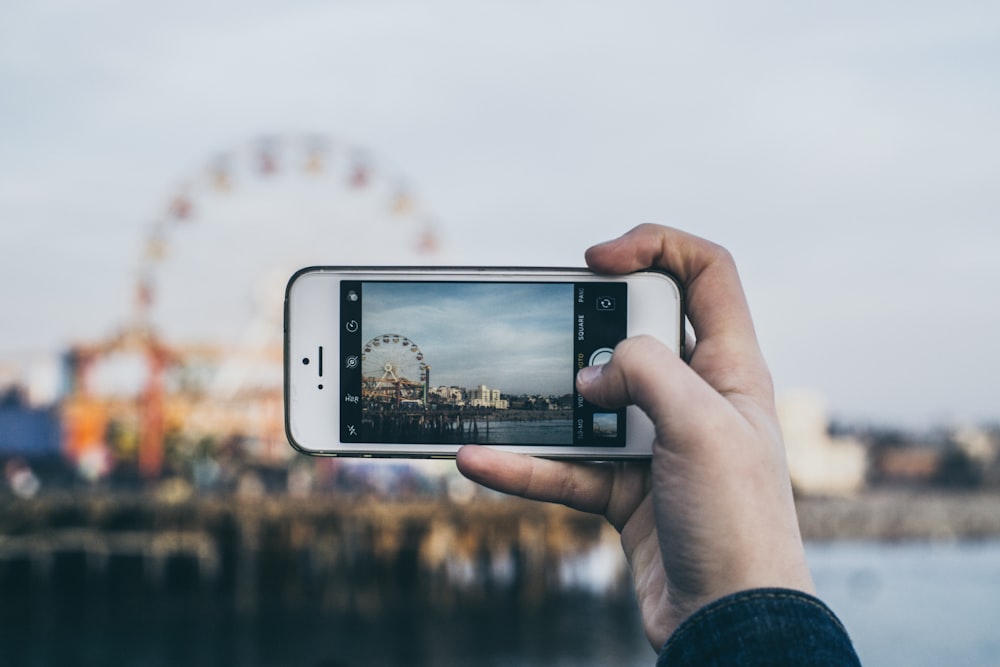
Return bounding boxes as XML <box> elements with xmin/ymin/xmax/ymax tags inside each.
<box><xmin>596</xmin><ymin>296</ymin><xmax>615</xmax><ymax>311</ymax></box>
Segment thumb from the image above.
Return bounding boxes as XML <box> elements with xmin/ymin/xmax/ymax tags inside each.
<box><xmin>576</xmin><ymin>335</ymin><xmax>728</xmax><ymax>448</ymax></box>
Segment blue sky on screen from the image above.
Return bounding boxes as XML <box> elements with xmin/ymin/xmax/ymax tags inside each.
<box><xmin>361</xmin><ymin>281</ymin><xmax>573</xmax><ymax>396</ymax></box>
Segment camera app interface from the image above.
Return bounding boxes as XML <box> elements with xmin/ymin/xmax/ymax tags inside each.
<box><xmin>339</xmin><ymin>280</ymin><xmax>627</xmax><ymax>446</ymax></box>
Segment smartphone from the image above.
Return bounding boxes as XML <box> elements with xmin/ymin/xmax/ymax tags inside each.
<box><xmin>284</xmin><ymin>267</ymin><xmax>683</xmax><ymax>459</ymax></box>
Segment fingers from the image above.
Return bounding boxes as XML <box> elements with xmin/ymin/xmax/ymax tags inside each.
<box><xmin>586</xmin><ymin>224</ymin><xmax>772</xmax><ymax>404</ymax></box>
<box><xmin>455</xmin><ymin>445</ymin><xmax>648</xmax><ymax>530</ymax></box>
<box><xmin>456</xmin><ymin>445</ymin><xmax>615</xmax><ymax>514</ymax></box>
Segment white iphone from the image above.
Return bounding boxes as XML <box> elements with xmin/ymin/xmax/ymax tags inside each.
<box><xmin>284</xmin><ymin>267</ymin><xmax>683</xmax><ymax>459</ymax></box>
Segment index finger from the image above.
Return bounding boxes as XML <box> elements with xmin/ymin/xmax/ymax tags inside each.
<box><xmin>455</xmin><ymin>445</ymin><xmax>649</xmax><ymax>531</ymax></box>
<box><xmin>585</xmin><ymin>224</ymin><xmax>772</xmax><ymax>404</ymax></box>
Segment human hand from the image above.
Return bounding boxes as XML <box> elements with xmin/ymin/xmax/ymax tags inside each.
<box><xmin>456</xmin><ymin>224</ymin><xmax>814</xmax><ymax>649</ymax></box>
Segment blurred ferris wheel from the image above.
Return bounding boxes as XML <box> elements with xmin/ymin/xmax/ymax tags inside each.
<box><xmin>136</xmin><ymin>133</ymin><xmax>441</xmax><ymax>343</ymax></box>
<box><xmin>140</xmin><ymin>134</ymin><xmax>442</xmax><ymax>399</ymax></box>
<box><xmin>66</xmin><ymin>132</ymin><xmax>444</xmax><ymax>476</ymax></box>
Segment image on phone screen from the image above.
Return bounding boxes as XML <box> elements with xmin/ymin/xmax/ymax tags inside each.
<box><xmin>339</xmin><ymin>280</ymin><xmax>627</xmax><ymax>447</ymax></box>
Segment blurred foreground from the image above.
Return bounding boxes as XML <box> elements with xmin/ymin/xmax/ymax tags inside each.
<box><xmin>1</xmin><ymin>489</ymin><xmax>999</xmax><ymax>666</ymax></box>
<box><xmin>4</xmin><ymin>376</ymin><xmax>1000</xmax><ymax>666</ymax></box>
<box><xmin>0</xmin><ymin>492</ymin><xmax>652</xmax><ymax>666</ymax></box>
<box><xmin>4</xmin><ymin>328</ymin><xmax>1000</xmax><ymax>666</ymax></box>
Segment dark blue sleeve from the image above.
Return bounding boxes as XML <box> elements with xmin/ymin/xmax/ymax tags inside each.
<box><xmin>656</xmin><ymin>588</ymin><xmax>862</xmax><ymax>666</ymax></box>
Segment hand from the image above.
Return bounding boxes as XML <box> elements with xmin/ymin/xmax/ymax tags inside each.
<box><xmin>456</xmin><ymin>224</ymin><xmax>814</xmax><ymax>649</ymax></box>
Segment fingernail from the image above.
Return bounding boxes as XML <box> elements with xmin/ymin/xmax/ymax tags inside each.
<box><xmin>577</xmin><ymin>363</ymin><xmax>604</xmax><ymax>387</ymax></box>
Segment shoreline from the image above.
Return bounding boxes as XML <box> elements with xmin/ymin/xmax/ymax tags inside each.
<box><xmin>796</xmin><ymin>490</ymin><xmax>1000</xmax><ymax>542</ymax></box>
<box><xmin>372</xmin><ymin>407</ymin><xmax>574</xmax><ymax>421</ymax></box>
<box><xmin>4</xmin><ymin>489</ymin><xmax>999</xmax><ymax>542</ymax></box>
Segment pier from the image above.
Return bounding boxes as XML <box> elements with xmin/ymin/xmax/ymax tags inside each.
<box><xmin>0</xmin><ymin>494</ymin><xmax>627</xmax><ymax>612</ymax></box>
<box><xmin>362</xmin><ymin>407</ymin><xmax>575</xmax><ymax>442</ymax></box>
<box><xmin>363</xmin><ymin>408</ymin><xmax>490</xmax><ymax>442</ymax></box>
<box><xmin>3</xmin><ymin>490</ymin><xmax>1000</xmax><ymax>618</ymax></box>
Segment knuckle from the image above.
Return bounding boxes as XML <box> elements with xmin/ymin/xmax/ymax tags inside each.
<box><xmin>632</xmin><ymin>222</ymin><xmax>663</xmax><ymax>235</ymax></box>
<box><xmin>703</xmin><ymin>240</ymin><xmax>736</xmax><ymax>268</ymax></box>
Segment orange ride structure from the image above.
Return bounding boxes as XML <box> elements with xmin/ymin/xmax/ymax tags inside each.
<box><xmin>62</xmin><ymin>133</ymin><xmax>441</xmax><ymax>479</ymax></box>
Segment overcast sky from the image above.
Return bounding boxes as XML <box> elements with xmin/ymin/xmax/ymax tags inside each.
<box><xmin>1</xmin><ymin>0</ymin><xmax>998</xmax><ymax>427</ymax></box>
<box><xmin>361</xmin><ymin>282</ymin><xmax>573</xmax><ymax>396</ymax></box>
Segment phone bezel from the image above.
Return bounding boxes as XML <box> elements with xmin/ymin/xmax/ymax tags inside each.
<box><xmin>284</xmin><ymin>267</ymin><xmax>684</xmax><ymax>459</ymax></box>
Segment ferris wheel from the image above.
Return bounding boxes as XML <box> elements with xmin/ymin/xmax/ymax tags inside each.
<box><xmin>361</xmin><ymin>333</ymin><xmax>429</xmax><ymax>405</ymax></box>
<box><xmin>135</xmin><ymin>132</ymin><xmax>441</xmax><ymax>339</ymax></box>
<box><xmin>66</xmin><ymin>132</ymin><xmax>444</xmax><ymax>477</ymax></box>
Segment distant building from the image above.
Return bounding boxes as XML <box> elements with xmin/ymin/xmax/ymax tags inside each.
<box><xmin>777</xmin><ymin>390</ymin><xmax>866</xmax><ymax>496</ymax></box>
<box><xmin>952</xmin><ymin>425</ymin><xmax>1000</xmax><ymax>468</ymax></box>
<box><xmin>875</xmin><ymin>447</ymin><xmax>939</xmax><ymax>482</ymax></box>
<box><xmin>468</xmin><ymin>385</ymin><xmax>509</xmax><ymax>410</ymax></box>
<box><xmin>429</xmin><ymin>386</ymin><xmax>465</xmax><ymax>406</ymax></box>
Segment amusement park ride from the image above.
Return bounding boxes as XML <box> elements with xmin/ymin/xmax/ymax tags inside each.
<box><xmin>62</xmin><ymin>134</ymin><xmax>441</xmax><ymax>478</ymax></box>
<box><xmin>362</xmin><ymin>333</ymin><xmax>431</xmax><ymax>407</ymax></box>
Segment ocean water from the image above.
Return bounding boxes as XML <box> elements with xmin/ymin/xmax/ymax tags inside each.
<box><xmin>467</xmin><ymin>418</ymin><xmax>574</xmax><ymax>445</ymax></box>
<box><xmin>0</xmin><ymin>594</ymin><xmax>654</xmax><ymax>667</ymax></box>
<box><xmin>2</xmin><ymin>540</ymin><xmax>998</xmax><ymax>665</ymax></box>
<box><xmin>808</xmin><ymin>540</ymin><xmax>1000</xmax><ymax>666</ymax></box>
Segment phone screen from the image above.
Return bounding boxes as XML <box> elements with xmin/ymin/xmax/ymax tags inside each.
<box><xmin>338</xmin><ymin>280</ymin><xmax>627</xmax><ymax>447</ymax></box>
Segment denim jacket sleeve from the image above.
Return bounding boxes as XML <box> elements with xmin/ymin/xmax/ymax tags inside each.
<box><xmin>656</xmin><ymin>588</ymin><xmax>862</xmax><ymax>666</ymax></box>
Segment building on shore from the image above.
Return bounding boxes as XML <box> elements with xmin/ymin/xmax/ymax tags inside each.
<box><xmin>468</xmin><ymin>385</ymin><xmax>509</xmax><ymax>410</ymax></box>
<box><xmin>777</xmin><ymin>390</ymin><xmax>866</xmax><ymax>496</ymax></box>
<box><xmin>428</xmin><ymin>386</ymin><xmax>466</xmax><ymax>406</ymax></box>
